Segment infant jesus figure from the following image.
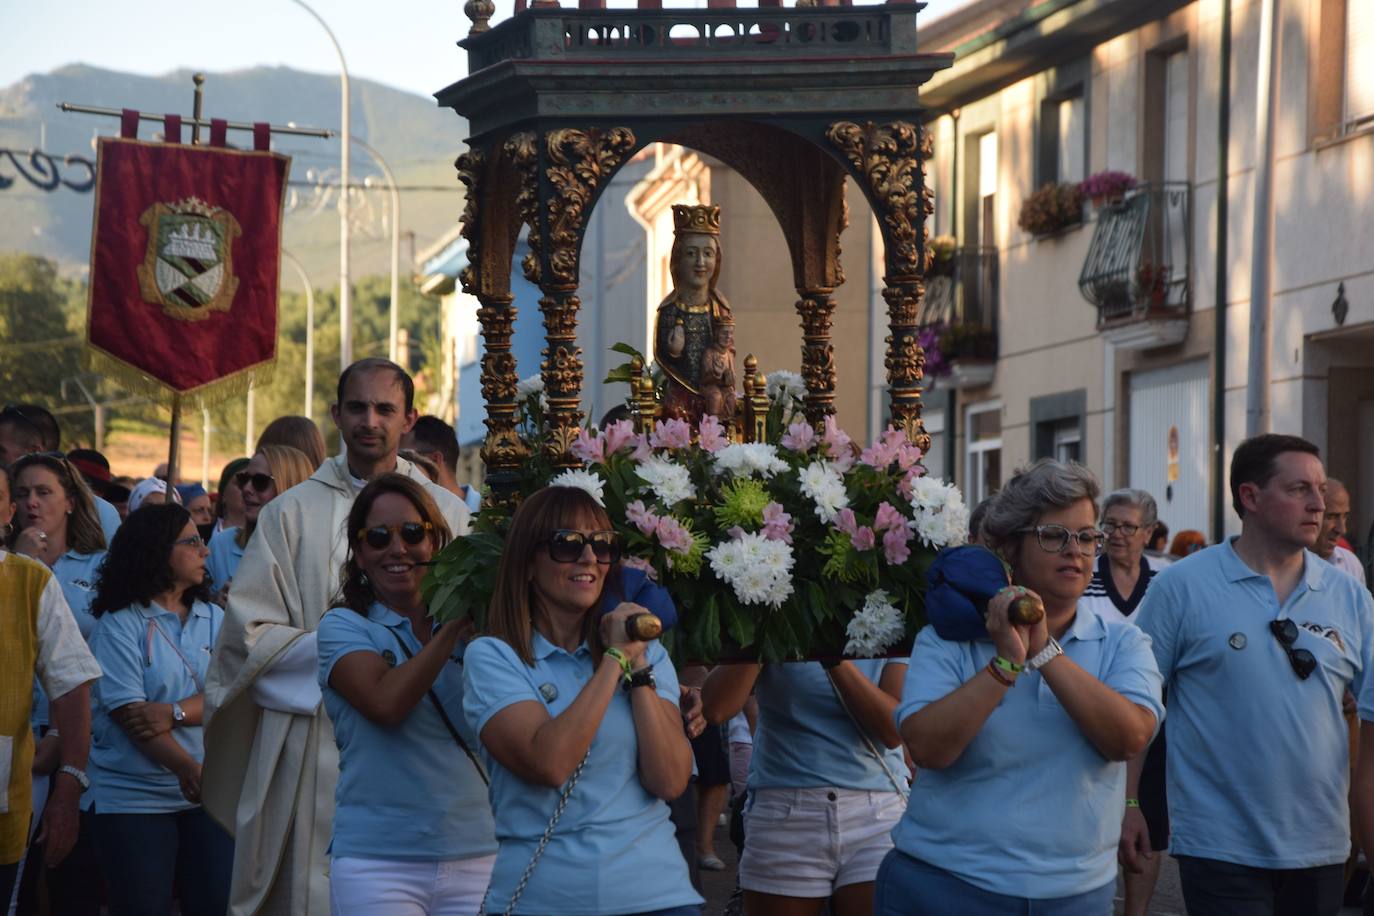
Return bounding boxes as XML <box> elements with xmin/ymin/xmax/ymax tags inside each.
<box><xmin>699</xmin><ymin>317</ymin><xmax>737</xmax><ymax>423</ymax></box>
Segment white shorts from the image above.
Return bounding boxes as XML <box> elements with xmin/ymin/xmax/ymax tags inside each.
<box><xmin>330</xmin><ymin>853</ymin><xmax>496</xmax><ymax>916</ymax></box>
<box><xmin>739</xmin><ymin>786</ymin><xmax>904</xmax><ymax>898</ymax></box>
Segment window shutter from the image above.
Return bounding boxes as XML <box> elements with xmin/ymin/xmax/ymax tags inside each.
<box><xmin>1347</xmin><ymin>0</ymin><xmax>1374</xmax><ymax>128</ymax></box>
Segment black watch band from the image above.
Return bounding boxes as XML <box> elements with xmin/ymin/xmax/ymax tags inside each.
<box><xmin>623</xmin><ymin>666</ymin><xmax>656</xmax><ymax>692</ymax></box>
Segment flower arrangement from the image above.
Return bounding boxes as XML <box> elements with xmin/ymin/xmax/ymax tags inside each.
<box><xmin>1016</xmin><ymin>182</ymin><xmax>1085</xmax><ymax>237</ymax></box>
<box><xmin>927</xmin><ymin>234</ymin><xmax>957</xmax><ymax>277</ymax></box>
<box><xmin>1079</xmin><ymin>170</ymin><xmax>1137</xmax><ymax>207</ymax></box>
<box><xmin>423</xmin><ymin>363</ymin><xmax>970</xmax><ymax>663</ymax></box>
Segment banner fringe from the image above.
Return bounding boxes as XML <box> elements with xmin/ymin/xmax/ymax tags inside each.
<box><xmin>84</xmin><ymin>347</ymin><xmax>277</xmax><ymax>411</ymax></box>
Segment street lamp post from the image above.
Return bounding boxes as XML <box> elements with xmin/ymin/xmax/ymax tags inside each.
<box><xmin>289</xmin><ymin>0</ymin><xmax>351</xmax><ymax>372</ymax></box>
<box><xmin>282</xmin><ymin>250</ymin><xmax>315</xmax><ymax>423</ymax></box>
<box><xmin>350</xmin><ymin>137</ymin><xmax>402</xmax><ymax>365</ymax></box>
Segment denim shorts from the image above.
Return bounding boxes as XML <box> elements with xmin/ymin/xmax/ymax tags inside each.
<box><xmin>873</xmin><ymin>849</ymin><xmax>1115</xmax><ymax>915</ymax></box>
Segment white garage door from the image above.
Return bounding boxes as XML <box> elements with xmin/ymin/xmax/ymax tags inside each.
<box><xmin>1128</xmin><ymin>360</ymin><xmax>1210</xmax><ymax>537</ymax></box>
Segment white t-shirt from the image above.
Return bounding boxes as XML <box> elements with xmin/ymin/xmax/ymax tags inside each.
<box><xmin>1328</xmin><ymin>545</ymin><xmax>1367</xmax><ymax>587</ymax></box>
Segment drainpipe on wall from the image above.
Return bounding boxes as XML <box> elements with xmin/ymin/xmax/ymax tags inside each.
<box><xmin>1245</xmin><ymin>0</ymin><xmax>1280</xmax><ymax>437</ymax></box>
<box><xmin>1213</xmin><ymin>0</ymin><xmax>1233</xmax><ymax>541</ymax></box>
<box><xmin>945</xmin><ymin>109</ymin><xmax>961</xmax><ymax>481</ymax></box>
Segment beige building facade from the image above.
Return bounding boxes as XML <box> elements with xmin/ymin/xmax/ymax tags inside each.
<box><xmin>917</xmin><ymin>0</ymin><xmax>1374</xmax><ymax>550</ymax></box>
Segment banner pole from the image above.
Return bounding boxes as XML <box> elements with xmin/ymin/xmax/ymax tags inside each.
<box><xmin>167</xmin><ymin>394</ymin><xmax>182</xmax><ymax>491</ymax></box>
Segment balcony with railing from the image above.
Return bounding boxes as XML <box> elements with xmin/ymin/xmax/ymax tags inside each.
<box><xmin>918</xmin><ymin>245</ymin><xmax>999</xmax><ymax>389</ymax></box>
<box><xmin>1078</xmin><ymin>182</ymin><xmax>1193</xmax><ymax>350</ymax></box>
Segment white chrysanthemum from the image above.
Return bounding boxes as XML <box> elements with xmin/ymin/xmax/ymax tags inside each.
<box><xmin>843</xmin><ymin>589</ymin><xmax>907</xmax><ymax>656</ymax></box>
<box><xmin>634</xmin><ymin>456</ymin><xmax>695</xmax><ymax>506</ymax></box>
<box><xmin>711</xmin><ymin>442</ymin><xmax>788</xmax><ymax>479</ymax></box>
<box><xmin>548</xmin><ymin>469</ymin><xmax>606</xmax><ymax>507</ymax></box>
<box><xmin>906</xmin><ymin>476</ymin><xmax>970</xmax><ymax>548</ymax></box>
<box><xmin>516</xmin><ymin>374</ymin><xmax>546</xmax><ymax>409</ymax></box>
<box><xmin>765</xmin><ymin>370</ymin><xmax>806</xmax><ymax>404</ymax></box>
<box><xmin>797</xmin><ymin>460</ymin><xmax>850</xmax><ymax>523</ymax></box>
<box><xmin>708</xmin><ymin>532</ymin><xmax>795</xmax><ymax>608</ymax></box>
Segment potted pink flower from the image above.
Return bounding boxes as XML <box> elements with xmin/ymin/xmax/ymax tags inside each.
<box><xmin>1079</xmin><ymin>170</ymin><xmax>1138</xmax><ymax>208</ymax></box>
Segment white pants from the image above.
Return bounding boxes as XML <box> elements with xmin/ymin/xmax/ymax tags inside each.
<box><xmin>330</xmin><ymin>853</ymin><xmax>496</xmax><ymax>916</ymax></box>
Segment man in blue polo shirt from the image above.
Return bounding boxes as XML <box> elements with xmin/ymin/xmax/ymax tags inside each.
<box><xmin>1130</xmin><ymin>434</ymin><xmax>1374</xmax><ymax>916</ymax></box>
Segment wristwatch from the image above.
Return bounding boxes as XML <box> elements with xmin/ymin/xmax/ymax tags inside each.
<box><xmin>57</xmin><ymin>765</ymin><xmax>90</xmax><ymax>791</ymax></box>
<box><xmin>623</xmin><ymin>667</ymin><xmax>657</xmax><ymax>693</ymax></box>
<box><xmin>172</xmin><ymin>702</ymin><xmax>187</xmax><ymax>727</ymax></box>
<box><xmin>1025</xmin><ymin>637</ymin><xmax>1064</xmax><ymax>673</ymax></box>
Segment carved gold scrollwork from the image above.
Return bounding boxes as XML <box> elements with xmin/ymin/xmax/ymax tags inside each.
<box><xmin>544</xmin><ymin>127</ymin><xmax>637</xmax><ymax>287</ymax></box>
<box><xmin>880</xmin><ymin>281</ymin><xmax>929</xmax><ymax>450</ymax></box>
<box><xmin>505</xmin><ymin>132</ymin><xmax>542</xmax><ymax>284</ymax></box>
<box><xmin>454</xmin><ymin>148</ymin><xmax>485</xmax><ymax>295</ymax></box>
<box><xmin>540</xmin><ymin>293</ymin><xmax>586</xmax><ymax>468</ymax></box>
<box><xmin>825</xmin><ymin>120</ymin><xmax>932</xmax><ymax>280</ymax></box>
<box><xmin>476</xmin><ymin>288</ymin><xmax>526</xmax><ymax>505</ymax></box>
<box><xmin>795</xmin><ymin>291</ymin><xmax>838</xmax><ymax>425</ymax></box>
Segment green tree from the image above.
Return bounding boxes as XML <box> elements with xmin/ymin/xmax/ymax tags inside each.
<box><xmin>0</xmin><ymin>254</ymin><xmax>95</xmax><ymax>443</ymax></box>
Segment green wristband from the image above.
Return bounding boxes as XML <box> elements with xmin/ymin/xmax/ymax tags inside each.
<box><xmin>992</xmin><ymin>655</ymin><xmax>1024</xmax><ymax>676</ymax></box>
<box><xmin>604</xmin><ymin>647</ymin><xmax>634</xmax><ymax>680</ymax></box>
<box><xmin>1125</xmin><ymin>797</ymin><xmax>1141</xmax><ymax>808</ymax></box>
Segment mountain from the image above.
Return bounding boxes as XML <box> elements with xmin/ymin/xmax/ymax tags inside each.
<box><xmin>0</xmin><ymin>64</ymin><xmax>470</xmax><ymax>280</ymax></box>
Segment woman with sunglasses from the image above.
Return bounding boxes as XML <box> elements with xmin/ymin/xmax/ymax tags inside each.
<box><xmin>874</xmin><ymin>459</ymin><xmax>1164</xmax><ymax>915</ymax></box>
<box><xmin>316</xmin><ymin>473</ymin><xmax>496</xmax><ymax>915</ymax></box>
<box><xmin>462</xmin><ymin>484</ymin><xmax>702</xmax><ymax>916</ymax></box>
<box><xmin>206</xmin><ymin>445</ymin><xmax>314</xmax><ymax>600</ymax></box>
<box><xmin>85</xmin><ymin>503</ymin><xmax>232</xmax><ymax>916</ymax></box>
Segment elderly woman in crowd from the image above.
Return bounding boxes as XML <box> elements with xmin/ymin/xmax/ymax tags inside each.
<box><xmin>317</xmin><ymin>474</ymin><xmax>496</xmax><ymax>915</ymax></box>
<box><xmin>86</xmin><ymin>503</ymin><xmax>232</xmax><ymax>916</ymax></box>
<box><xmin>462</xmin><ymin>485</ymin><xmax>702</xmax><ymax>916</ymax></box>
<box><xmin>875</xmin><ymin>459</ymin><xmax>1165</xmax><ymax>915</ymax></box>
<box><xmin>1081</xmin><ymin>488</ymin><xmax>1164</xmax><ymax>626</ymax></box>
<box><xmin>205</xmin><ymin>445</ymin><xmax>314</xmax><ymax>601</ymax></box>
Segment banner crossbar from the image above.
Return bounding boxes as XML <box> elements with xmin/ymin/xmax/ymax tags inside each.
<box><xmin>57</xmin><ymin>102</ymin><xmax>335</xmax><ymax>139</ymax></box>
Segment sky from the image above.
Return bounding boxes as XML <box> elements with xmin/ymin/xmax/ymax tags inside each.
<box><xmin>2</xmin><ymin>0</ymin><xmax>971</xmax><ymax>99</ymax></box>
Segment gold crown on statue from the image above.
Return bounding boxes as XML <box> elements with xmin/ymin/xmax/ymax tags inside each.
<box><xmin>672</xmin><ymin>204</ymin><xmax>721</xmax><ymax>236</ymax></box>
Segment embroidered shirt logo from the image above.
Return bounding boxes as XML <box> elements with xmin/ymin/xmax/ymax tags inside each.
<box><xmin>1298</xmin><ymin>622</ymin><xmax>1346</xmax><ymax>653</ymax></box>
<box><xmin>136</xmin><ymin>197</ymin><xmax>242</xmax><ymax>321</ymax></box>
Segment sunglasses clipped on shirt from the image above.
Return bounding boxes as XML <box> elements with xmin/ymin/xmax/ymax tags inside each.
<box><xmin>358</xmin><ymin>521</ymin><xmax>434</xmax><ymax>550</ymax></box>
<box><xmin>1269</xmin><ymin>618</ymin><xmax>1317</xmax><ymax>680</ymax></box>
<box><xmin>539</xmin><ymin>529</ymin><xmax>622</xmax><ymax>565</ymax></box>
<box><xmin>234</xmin><ymin>471</ymin><xmax>275</xmax><ymax>492</ymax></box>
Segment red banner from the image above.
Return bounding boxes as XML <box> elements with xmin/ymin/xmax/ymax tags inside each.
<box><xmin>86</xmin><ymin>127</ymin><xmax>290</xmax><ymax>400</ymax></box>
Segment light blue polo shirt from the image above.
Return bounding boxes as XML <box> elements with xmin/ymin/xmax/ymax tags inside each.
<box><xmin>205</xmin><ymin>528</ymin><xmax>245</xmax><ymax>595</ymax></box>
<box><xmin>750</xmin><ymin>660</ymin><xmax>907</xmax><ymax>791</ymax></box>
<box><xmin>317</xmin><ymin>604</ymin><xmax>497</xmax><ymax>862</ymax></box>
<box><xmin>95</xmin><ymin>496</ymin><xmax>121</xmax><ymax>544</ymax></box>
<box><xmin>52</xmin><ymin>549</ymin><xmax>106</xmax><ymax>639</ymax></box>
<box><xmin>1136</xmin><ymin>539</ymin><xmax>1374</xmax><ymax>869</ymax></box>
<box><xmin>87</xmin><ymin>599</ymin><xmax>222</xmax><ymax>813</ymax></box>
<box><xmin>463</xmin><ymin>634</ymin><xmax>703</xmax><ymax>916</ymax></box>
<box><xmin>32</xmin><ymin>549</ymin><xmax>107</xmax><ymax>733</ymax></box>
<box><xmin>891</xmin><ymin>607</ymin><xmax>1164</xmax><ymax>899</ymax></box>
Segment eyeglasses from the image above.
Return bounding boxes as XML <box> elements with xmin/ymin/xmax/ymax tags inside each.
<box><xmin>1017</xmin><ymin>524</ymin><xmax>1107</xmax><ymax>556</ymax></box>
<box><xmin>540</xmin><ymin>529</ymin><xmax>621</xmax><ymax>565</ymax></box>
<box><xmin>1101</xmin><ymin>521</ymin><xmax>1142</xmax><ymax>537</ymax></box>
<box><xmin>1269</xmin><ymin>618</ymin><xmax>1317</xmax><ymax>680</ymax></box>
<box><xmin>359</xmin><ymin>521</ymin><xmax>433</xmax><ymax>550</ymax></box>
<box><xmin>234</xmin><ymin>471</ymin><xmax>275</xmax><ymax>492</ymax></box>
<box><xmin>173</xmin><ymin>535</ymin><xmax>206</xmax><ymax>550</ymax></box>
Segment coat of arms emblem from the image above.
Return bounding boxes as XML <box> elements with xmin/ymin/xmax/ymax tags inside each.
<box><xmin>136</xmin><ymin>197</ymin><xmax>242</xmax><ymax>321</ymax></box>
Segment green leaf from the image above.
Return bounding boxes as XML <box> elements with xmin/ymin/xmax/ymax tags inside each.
<box><xmin>721</xmin><ymin>594</ymin><xmax>756</xmax><ymax>648</ymax></box>
<box><xmin>610</xmin><ymin>341</ymin><xmax>646</xmax><ymax>359</ymax></box>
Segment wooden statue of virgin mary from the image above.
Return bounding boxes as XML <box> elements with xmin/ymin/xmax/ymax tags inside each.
<box><xmin>653</xmin><ymin>203</ymin><xmax>734</xmax><ymax>424</ymax></box>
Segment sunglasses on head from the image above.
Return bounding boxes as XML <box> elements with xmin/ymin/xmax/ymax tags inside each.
<box><xmin>1269</xmin><ymin>618</ymin><xmax>1317</xmax><ymax>680</ymax></box>
<box><xmin>235</xmin><ymin>471</ymin><xmax>275</xmax><ymax>492</ymax></box>
<box><xmin>358</xmin><ymin>521</ymin><xmax>433</xmax><ymax>550</ymax></box>
<box><xmin>540</xmin><ymin>529</ymin><xmax>621</xmax><ymax>564</ymax></box>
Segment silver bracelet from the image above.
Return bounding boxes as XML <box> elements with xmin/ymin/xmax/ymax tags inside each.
<box><xmin>1025</xmin><ymin>637</ymin><xmax>1064</xmax><ymax>673</ymax></box>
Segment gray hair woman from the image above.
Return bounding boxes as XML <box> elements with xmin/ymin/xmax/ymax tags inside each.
<box><xmin>1082</xmin><ymin>489</ymin><xmax>1162</xmax><ymax>626</ymax></box>
<box><xmin>874</xmin><ymin>459</ymin><xmax>1164</xmax><ymax>914</ymax></box>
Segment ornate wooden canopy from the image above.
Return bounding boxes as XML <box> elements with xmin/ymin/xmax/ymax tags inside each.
<box><xmin>437</xmin><ymin>0</ymin><xmax>952</xmax><ymax>502</ymax></box>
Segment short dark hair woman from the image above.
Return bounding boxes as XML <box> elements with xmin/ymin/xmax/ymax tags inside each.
<box><xmin>875</xmin><ymin>460</ymin><xmax>1164</xmax><ymax>914</ymax></box>
<box><xmin>316</xmin><ymin>473</ymin><xmax>497</xmax><ymax>914</ymax></box>
<box><xmin>461</xmin><ymin>484</ymin><xmax>703</xmax><ymax>916</ymax></box>
<box><xmin>86</xmin><ymin>503</ymin><xmax>232</xmax><ymax>916</ymax></box>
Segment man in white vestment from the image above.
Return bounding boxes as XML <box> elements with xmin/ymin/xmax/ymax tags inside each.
<box><xmin>201</xmin><ymin>358</ymin><xmax>471</xmax><ymax>915</ymax></box>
